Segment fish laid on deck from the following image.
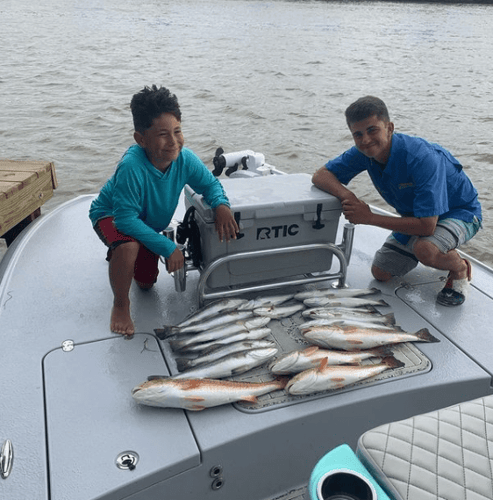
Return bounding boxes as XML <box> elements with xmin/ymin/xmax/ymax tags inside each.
<box><xmin>253</xmin><ymin>303</ymin><xmax>305</xmax><ymax>319</ymax></box>
<box><xmin>176</xmin><ymin>328</ymin><xmax>273</xmax><ymax>354</ymax></box>
<box><xmin>294</xmin><ymin>287</ymin><xmax>380</xmax><ymax>301</ymax></box>
<box><xmin>299</xmin><ymin>317</ymin><xmax>400</xmax><ymax>333</ymax></box>
<box><xmin>270</xmin><ymin>346</ymin><xmax>392</xmax><ymax>375</ymax></box>
<box><xmin>158</xmin><ymin>310</ymin><xmax>255</xmax><ymax>338</ymax></box>
<box><xmin>286</xmin><ymin>356</ymin><xmax>405</xmax><ymax>396</ymax></box>
<box><xmin>132</xmin><ymin>377</ymin><xmax>288</xmax><ymax>411</ymax></box>
<box><xmin>238</xmin><ymin>294</ymin><xmax>295</xmax><ymax>310</ymax></box>
<box><xmin>176</xmin><ymin>339</ymin><xmax>277</xmax><ymax>371</ymax></box>
<box><xmin>303</xmin><ymin>297</ymin><xmax>390</xmax><ymax>308</ymax></box>
<box><xmin>169</xmin><ymin>316</ymin><xmax>271</xmax><ymax>351</ymax></box>
<box><xmin>303</xmin><ymin>325</ymin><xmax>439</xmax><ymax>351</ymax></box>
<box><xmin>302</xmin><ymin>307</ymin><xmax>395</xmax><ymax>324</ymax></box>
<box><xmin>176</xmin><ymin>298</ymin><xmax>249</xmax><ymax>328</ymax></box>
<box><xmin>172</xmin><ymin>347</ymin><xmax>279</xmax><ymax>380</ymax></box>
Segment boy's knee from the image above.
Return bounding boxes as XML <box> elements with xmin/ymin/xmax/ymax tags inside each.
<box><xmin>371</xmin><ymin>265</ymin><xmax>392</xmax><ymax>282</ymax></box>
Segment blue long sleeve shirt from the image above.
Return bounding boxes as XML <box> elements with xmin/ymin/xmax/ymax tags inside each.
<box><xmin>325</xmin><ymin>133</ymin><xmax>482</xmax><ymax>223</ymax></box>
<box><xmin>89</xmin><ymin>145</ymin><xmax>230</xmax><ymax>257</ymax></box>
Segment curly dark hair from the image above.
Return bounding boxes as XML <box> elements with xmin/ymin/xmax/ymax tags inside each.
<box><xmin>130</xmin><ymin>85</ymin><xmax>182</xmax><ymax>133</ymax></box>
<box><xmin>345</xmin><ymin>96</ymin><xmax>390</xmax><ymax>127</ymax></box>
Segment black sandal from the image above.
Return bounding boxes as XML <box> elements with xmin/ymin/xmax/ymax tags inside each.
<box><xmin>436</xmin><ymin>259</ymin><xmax>472</xmax><ymax>307</ymax></box>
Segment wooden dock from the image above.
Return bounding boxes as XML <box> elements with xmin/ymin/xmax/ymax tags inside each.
<box><xmin>0</xmin><ymin>160</ymin><xmax>58</xmax><ymax>246</ymax></box>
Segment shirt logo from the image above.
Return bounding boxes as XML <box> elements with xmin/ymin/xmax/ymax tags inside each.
<box><xmin>398</xmin><ymin>182</ymin><xmax>414</xmax><ymax>189</ymax></box>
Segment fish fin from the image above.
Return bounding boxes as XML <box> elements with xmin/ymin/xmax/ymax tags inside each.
<box><xmin>147</xmin><ymin>375</ymin><xmax>169</xmax><ymax>381</ymax></box>
<box><xmin>382</xmin><ymin>356</ymin><xmax>405</xmax><ymax>369</ymax></box>
<box><xmin>169</xmin><ymin>340</ymin><xmax>186</xmax><ymax>351</ymax></box>
<box><xmin>377</xmin><ymin>299</ymin><xmax>390</xmax><ymax>306</ymax></box>
<box><xmin>416</xmin><ymin>328</ymin><xmax>440</xmax><ymax>343</ymax></box>
<box><xmin>330</xmin><ymin>377</ymin><xmax>345</xmax><ymax>382</ymax></box>
<box><xmin>274</xmin><ymin>376</ymin><xmax>291</xmax><ymax>389</ymax></box>
<box><xmin>317</xmin><ymin>358</ymin><xmax>329</xmax><ymax>371</ymax></box>
<box><xmin>189</xmin><ymin>405</ymin><xmax>206</xmax><ymax>411</ymax></box>
<box><xmin>381</xmin><ymin>313</ymin><xmax>396</xmax><ymax>325</ymax></box>
<box><xmin>175</xmin><ymin>358</ymin><xmax>193</xmax><ymax>372</ymax></box>
<box><xmin>367</xmin><ymin>346</ymin><xmax>393</xmax><ymax>357</ymax></box>
<box><xmin>239</xmin><ymin>395</ymin><xmax>258</xmax><ymax>403</ymax></box>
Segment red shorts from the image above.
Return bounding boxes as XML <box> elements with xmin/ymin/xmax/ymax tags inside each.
<box><xmin>94</xmin><ymin>217</ymin><xmax>160</xmax><ymax>285</ymax></box>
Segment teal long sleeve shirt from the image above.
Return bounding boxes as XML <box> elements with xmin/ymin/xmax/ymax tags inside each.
<box><xmin>89</xmin><ymin>145</ymin><xmax>230</xmax><ymax>257</ymax></box>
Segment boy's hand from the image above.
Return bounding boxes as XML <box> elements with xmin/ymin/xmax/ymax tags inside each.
<box><xmin>214</xmin><ymin>205</ymin><xmax>239</xmax><ymax>242</ymax></box>
<box><xmin>165</xmin><ymin>246</ymin><xmax>185</xmax><ymax>273</ymax></box>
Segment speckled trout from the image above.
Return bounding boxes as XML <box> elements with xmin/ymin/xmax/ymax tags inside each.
<box><xmin>176</xmin><ymin>298</ymin><xmax>249</xmax><ymax>328</ymax></box>
<box><xmin>303</xmin><ymin>297</ymin><xmax>390</xmax><ymax>309</ymax></box>
<box><xmin>173</xmin><ymin>347</ymin><xmax>278</xmax><ymax>379</ymax></box>
<box><xmin>158</xmin><ymin>310</ymin><xmax>255</xmax><ymax>338</ymax></box>
<box><xmin>176</xmin><ymin>328</ymin><xmax>272</xmax><ymax>354</ymax></box>
<box><xmin>270</xmin><ymin>345</ymin><xmax>391</xmax><ymax>375</ymax></box>
<box><xmin>253</xmin><ymin>303</ymin><xmax>305</xmax><ymax>319</ymax></box>
<box><xmin>303</xmin><ymin>325</ymin><xmax>439</xmax><ymax>351</ymax></box>
<box><xmin>302</xmin><ymin>308</ymin><xmax>395</xmax><ymax>324</ymax></box>
<box><xmin>176</xmin><ymin>339</ymin><xmax>277</xmax><ymax>372</ymax></box>
<box><xmin>132</xmin><ymin>377</ymin><xmax>288</xmax><ymax>411</ymax></box>
<box><xmin>294</xmin><ymin>287</ymin><xmax>380</xmax><ymax>301</ymax></box>
<box><xmin>169</xmin><ymin>316</ymin><xmax>271</xmax><ymax>351</ymax></box>
<box><xmin>286</xmin><ymin>356</ymin><xmax>404</xmax><ymax>395</ymax></box>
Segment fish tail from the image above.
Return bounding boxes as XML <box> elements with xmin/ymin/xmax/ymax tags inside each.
<box><xmin>175</xmin><ymin>358</ymin><xmax>194</xmax><ymax>372</ymax></box>
<box><xmin>154</xmin><ymin>326</ymin><xmax>180</xmax><ymax>339</ymax></box>
<box><xmin>169</xmin><ymin>339</ymin><xmax>188</xmax><ymax>351</ymax></box>
<box><xmin>382</xmin><ymin>356</ymin><xmax>405</xmax><ymax>369</ymax></box>
<box><xmin>382</xmin><ymin>313</ymin><xmax>396</xmax><ymax>325</ymax></box>
<box><xmin>416</xmin><ymin>328</ymin><xmax>440</xmax><ymax>343</ymax></box>
<box><xmin>377</xmin><ymin>299</ymin><xmax>390</xmax><ymax>307</ymax></box>
<box><xmin>368</xmin><ymin>346</ymin><xmax>393</xmax><ymax>357</ymax></box>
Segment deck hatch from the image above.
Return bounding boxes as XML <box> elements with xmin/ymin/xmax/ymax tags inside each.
<box><xmin>43</xmin><ymin>333</ymin><xmax>200</xmax><ymax>500</ymax></box>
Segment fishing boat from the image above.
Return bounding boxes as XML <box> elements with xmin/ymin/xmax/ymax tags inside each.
<box><xmin>2</xmin><ymin>150</ymin><xmax>493</xmax><ymax>500</ymax></box>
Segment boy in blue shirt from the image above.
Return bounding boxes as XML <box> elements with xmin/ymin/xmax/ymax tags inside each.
<box><xmin>90</xmin><ymin>86</ymin><xmax>238</xmax><ymax>334</ymax></box>
<box><xmin>312</xmin><ymin>96</ymin><xmax>481</xmax><ymax>306</ymax></box>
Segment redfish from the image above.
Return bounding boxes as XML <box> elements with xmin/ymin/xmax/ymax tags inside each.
<box><xmin>132</xmin><ymin>377</ymin><xmax>288</xmax><ymax>411</ymax></box>
<box><xmin>286</xmin><ymin>356</ymin><xmax>404</xmax><ymax>395</ymax></box>
<box><xmin>303</xmin><ymin>325</ymin><xmax>439</xmax><ymax>351</ymax></box>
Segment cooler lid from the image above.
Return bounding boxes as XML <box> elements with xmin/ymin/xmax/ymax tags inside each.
<box><xmin>43</xmin><ymin>333</ymin><xmax>200</xmax><ymax>500</ymax></box>
<box><xmin>185</xmin><ymin>173</ymin><xmax>341</xmax><ymax>222</ymax></box>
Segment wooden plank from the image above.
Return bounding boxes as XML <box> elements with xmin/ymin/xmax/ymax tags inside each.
<box><xmin>0</xmin><ymin>160</ymin><xmax>57</xmax><ymax>237</ymax></box>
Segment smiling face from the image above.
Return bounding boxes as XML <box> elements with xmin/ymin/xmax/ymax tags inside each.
<box><xmin>349</xmin><ymin>115</ymin><xmax>394</xmax><ymax>165</ymax></box>
<box><xmin>134</xmin><ymin>112</ymin><xmax>185</xmax><ymax>172</ymax></box>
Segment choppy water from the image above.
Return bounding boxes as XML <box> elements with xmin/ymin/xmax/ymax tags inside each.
<box><xmin>1</xmin><ymin>0</ymin><xmax>492</xmax><ymax>265</ymax></box>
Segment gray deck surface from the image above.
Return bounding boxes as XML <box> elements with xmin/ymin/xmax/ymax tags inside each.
<box><xmin>1</xmin><ymin>194</ymin><xmax>493</xmax><ymax>500</ymax></box>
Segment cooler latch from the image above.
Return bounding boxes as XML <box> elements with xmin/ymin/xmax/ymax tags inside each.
<box><xmin>234</xmin><ymin>212</ymin><xmax>245</xmax><ymax>240</ymax></box>
<box><xmin>312</xmin><ymin>203</ymin><xmax>325</xmax><ymax>230</ymax></box>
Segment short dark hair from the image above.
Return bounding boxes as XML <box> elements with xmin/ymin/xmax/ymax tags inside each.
<box><xmin>345</xmin><ymin>96</ymin><xmax>390</xmax><ymax>127</ymax></box>
<box><xmin>130</xmin><ymin>85</ymin><xmax>182</xmax><ymax>133</ymax></box>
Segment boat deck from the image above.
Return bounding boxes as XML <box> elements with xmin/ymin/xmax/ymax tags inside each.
<box><xmin>1</xmin><ymin>194</ymin><xmax>493</xmax><ymax>500</ymax></box>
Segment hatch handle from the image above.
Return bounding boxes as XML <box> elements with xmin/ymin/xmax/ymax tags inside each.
<box><xmin>312</xmin><ymin>203</ymin><xmax>325</xmax><ymax>229</ymax></box>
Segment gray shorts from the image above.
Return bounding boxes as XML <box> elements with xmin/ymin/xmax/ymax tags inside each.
<box><xmin>372</xmin><ymin>217</ymin><xmax>482</xmax><ymax>278</ymax></box>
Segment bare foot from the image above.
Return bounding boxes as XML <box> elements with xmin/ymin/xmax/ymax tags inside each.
<box><xmin>111</xmin><ymin>305</ymin><xmax>135</xmax><ymax>336</ymax></box>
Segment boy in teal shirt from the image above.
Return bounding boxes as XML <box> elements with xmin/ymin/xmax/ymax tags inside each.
<box><xmin>90</xmin><ymin>85</ymin><xmax>238</xmax><ymax>335</ymax></box>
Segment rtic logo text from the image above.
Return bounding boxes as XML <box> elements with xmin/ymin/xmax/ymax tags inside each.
<box><xmin>257</xmin><ymin>224</ymin><xmax>299</xmax><ymax>240</ymax></box>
